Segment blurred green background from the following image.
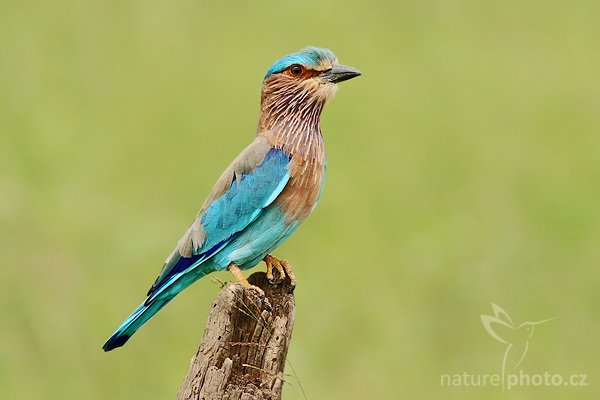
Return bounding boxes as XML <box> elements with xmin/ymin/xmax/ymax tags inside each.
<box><xmin>1</xmin><ymin>0</ymin><xmax>599</xmax><ymax>399</ymax></box>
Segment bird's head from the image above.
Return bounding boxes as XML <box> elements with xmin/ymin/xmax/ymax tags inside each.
<box><xmin>260</xmin><ymin>47</ymin><xmax>361</xmax><ymax>121</ymax></box>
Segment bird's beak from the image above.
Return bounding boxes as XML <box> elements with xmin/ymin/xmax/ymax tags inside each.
<box><xmin>320</xmin><ymin>64</ymin><xmax>362</xmax><ymax>83</ymax></box>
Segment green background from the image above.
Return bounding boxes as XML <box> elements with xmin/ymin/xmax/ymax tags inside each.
<box><xmin>1</xmin><ymin>1</ymin><xmax>599</xmax><ymax>399</ymax></box>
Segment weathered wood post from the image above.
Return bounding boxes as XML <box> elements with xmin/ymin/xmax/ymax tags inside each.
<box><xmin>177</xmin><ymin>272</ymin><xmax>295</xmax><ymax>400</ymax></box>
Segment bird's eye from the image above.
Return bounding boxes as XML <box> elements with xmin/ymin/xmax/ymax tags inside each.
<box><xmin>290</xmin><ymin>65</ymin><xmax>303</xmax><ymax>76</ymax></box>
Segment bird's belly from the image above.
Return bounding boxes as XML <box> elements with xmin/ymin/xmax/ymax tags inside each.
<box><xmin>212</xmin><ymin>205</ymin><xmax>299</xmax><ymax>270</ymax></box>
<box><xmin>211</xmin><ymin>162</ymin><xmax>325</xmax><ymax>270</ymax></box>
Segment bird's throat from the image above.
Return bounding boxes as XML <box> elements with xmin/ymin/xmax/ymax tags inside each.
<box><xmin>257</xmin><ymin>84</ymin><xmax>325</xmax><ymax>162</ymax></box>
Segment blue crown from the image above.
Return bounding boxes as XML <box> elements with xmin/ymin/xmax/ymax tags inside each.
<box><xmin>265</xmin><ymin>47</ymin><xmax>337</xmax><ymax>78</ymax></box>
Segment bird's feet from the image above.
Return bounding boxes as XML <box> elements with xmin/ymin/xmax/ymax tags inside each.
<box><xmin>227</xmin><ymin>263</ymin><xmax>265</xmax><ymax>297</ymax></box>
<box><xmin>264</xmin><ymin>254</ymin><xmax>296</xmax><ymax>291</ymax></box>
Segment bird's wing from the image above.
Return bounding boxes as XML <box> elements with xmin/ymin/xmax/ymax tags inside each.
<box><xmin>147</xmin><ymin>138</ymin><xmax>290</xmax><ymax>296</ymax></box>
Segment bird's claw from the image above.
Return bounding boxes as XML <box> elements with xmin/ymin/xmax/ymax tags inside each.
<box><xmin>228</xmin><ymin>263</ymin><xmax>266</xmax><ymax>298</ymax></box>
<box><xmin>265</xmin><ymin>256</ymin><xmax>285</xmax><ymax>285</ymax></box>
<box><xmin>227</xmin><ymin>264</ymin><xmax>273</xmax><ymax>310</ymax></box>
<box><xmin>264</xmin><ymin>255</ymin><xmax>297</xmax><ymax>290</ymax></box>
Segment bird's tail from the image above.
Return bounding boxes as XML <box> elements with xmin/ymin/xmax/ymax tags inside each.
<box><xmin>102</xmin><ymin>297</ymin><xmax>169</xmax><ymax>351</ymax></box>
<box><xmin>102</xmin><ymin>262</ymin><xmax>216</xmax><ymax>351</ymax></box>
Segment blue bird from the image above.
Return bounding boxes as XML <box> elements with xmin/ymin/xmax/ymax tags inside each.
<box><xmin>103</xmin><ymin>47</ymin><xmax>361</xmax><ymax>351</ymax></box>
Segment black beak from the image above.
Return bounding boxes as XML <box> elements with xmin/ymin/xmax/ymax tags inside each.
<box><xmin>321</xmin><ymin>64</ymin><xmax>362</xmax><ymax>83</ymax></box>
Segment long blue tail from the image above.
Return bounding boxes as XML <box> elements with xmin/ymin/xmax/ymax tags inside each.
<box><xmin>102</xmin><ymin>261</ymin><xmax>216</xmax><ymax>351</ymax></box>
<box><xmin>102</xmin><ymin>297</ymin><xmax>169</xmax><ymax>351</ymax></box>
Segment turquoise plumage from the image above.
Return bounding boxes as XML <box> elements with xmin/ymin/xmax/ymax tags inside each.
<box><xmin>103</xmin><ymin>47</ymin><xmax>361</xmax><ymax>351</ymax></box>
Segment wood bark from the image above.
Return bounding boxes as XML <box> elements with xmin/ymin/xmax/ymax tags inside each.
<box><xmin>177</xmin><ymin>272</ymin><xmax>295</xmax><ymax>400</ymax></box>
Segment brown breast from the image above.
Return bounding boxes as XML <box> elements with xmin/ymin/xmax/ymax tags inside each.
<box><xmin>275</xmin><ymin>153</ymin><xmax>325</xmax><ymax>222</ymax></box>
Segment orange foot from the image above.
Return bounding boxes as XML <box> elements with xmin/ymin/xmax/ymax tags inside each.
<box><xmin>264</xmin><ymin>254</ymin><xmax>297</xmax><ymax>289</ymax></box>
<box><xmin>228</xmin><ymin>263</ymin><xmax>265</xmax><ymax>297</ymax></box>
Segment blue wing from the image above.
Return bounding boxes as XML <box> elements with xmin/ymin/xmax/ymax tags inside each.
<box><xmin>147</xmin><ymin>145</ymin><xmax>291</xmax><ymax>296</ymax></box>
<box><xmin>103</xmin><ymin>145</ymin><xmax>291</xmax><ymax>351</ymax></box>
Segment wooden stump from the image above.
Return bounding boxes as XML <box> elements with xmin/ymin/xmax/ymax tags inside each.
<box><xmin>177</xmin><ymin>272</ymin><xmax>295</xmax><ymax>400</ymax></box>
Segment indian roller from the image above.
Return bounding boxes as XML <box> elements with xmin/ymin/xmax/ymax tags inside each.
<box><xmin>102</xmin><ymin>47</ymin><xmax>361</xmax><ymax>351</ymax></box>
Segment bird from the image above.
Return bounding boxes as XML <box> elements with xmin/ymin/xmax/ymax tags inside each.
<box><xmin>102</xmin><ymin>46</ymin><xmax>361</xmax><ymax>351</ymax></box>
